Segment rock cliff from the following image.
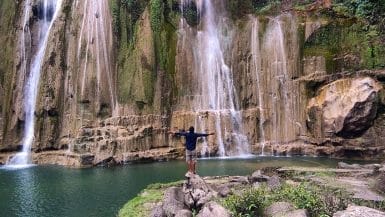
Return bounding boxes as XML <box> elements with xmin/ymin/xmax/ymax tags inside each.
<box><xmin>1</xmin><ymin>0</ymin><xmax>385</xmax><ymax>166</ymax></box>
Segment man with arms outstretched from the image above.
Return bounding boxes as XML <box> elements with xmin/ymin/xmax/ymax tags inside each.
<box><xmin>170</xmin><ymin>126</ymin><xmax>214</xmax><ymax>174</ymax></box>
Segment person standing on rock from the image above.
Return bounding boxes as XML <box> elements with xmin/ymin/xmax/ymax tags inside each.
<box><xmin>169</xmin><ymin>126</ymin><xmax>215</xmax><ymax>174</ymax></box>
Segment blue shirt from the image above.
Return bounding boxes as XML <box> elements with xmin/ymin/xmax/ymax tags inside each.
<box><xmin>175</xmin><ymin>131</ymin><xmax>209</xmax><ymax>151</ymax></box>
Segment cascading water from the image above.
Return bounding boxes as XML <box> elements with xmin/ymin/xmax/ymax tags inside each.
<box><xmin>180</xmin><ymin>0</ymin><xmax>250</xmax><ymax>157</ymax></box>
<box><xmin>250</xmin><ymin>18</ymin><xmax>266</xmax><ymax>155</ymax></box>
<box><xmin>250</xmin><ymin>14</ymin><xmax>301</xmax><ymax>155</ymax></box>
<box><xmin>76</xmin><ymin>0</ymin><xmax>117</xmax><ymax>116</ymax></box>
<box><xmin>7</xmin><ymin>0</ymin><xmax>63</xmax><ymax>167</ymax></box>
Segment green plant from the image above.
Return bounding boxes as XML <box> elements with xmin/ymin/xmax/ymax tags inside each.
<box><xmin>223</xmin><ymin>182</ymin><xmax>355</xmax><ymax>217</ymax></box>
<box><xmin>150</xmin><ymin>0</ymin><xmax>164</xmax><ymax>34</ymax></box>
<box><xmin>274</xmin><ymin>183</ymin><xmax>325</xmax><ymax>215</ymax></box>
<box><xmin>224</xmin><ymin>187</ymin><xmax>270</xmax><ymax>217</ymax></box>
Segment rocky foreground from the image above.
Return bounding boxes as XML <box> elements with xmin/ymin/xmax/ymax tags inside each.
<box><xmin>119</xmin><ymin>162</ymin><xmax>385</xmax><ymax>217</ymax></box>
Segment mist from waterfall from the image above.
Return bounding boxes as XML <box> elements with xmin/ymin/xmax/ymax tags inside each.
<box><xmin>250</xmin><ymin>14</ymin><xmax>301</xmax><ymax>155</ymax></box>
<box><xmin>7</xmin><ymin>0</ymin><xmax>63</xmax><ymax>167</ymax></box>
<box><xmin>180</xmin><ymin>0</ymin><xmax>250</xmax><ymax>157</ymax></box>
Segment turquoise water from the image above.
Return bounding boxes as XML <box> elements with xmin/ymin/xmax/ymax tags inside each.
<box><xmin>0</xmin><ymin>157</ymin><xmax>370</xmax><ymax>217</ymax></box>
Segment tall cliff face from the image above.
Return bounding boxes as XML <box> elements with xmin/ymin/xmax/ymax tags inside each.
<box><xmin>0</xmin><ymin>1</ymin><xmax>19</xmax><ymax>151</ymax></box>
<box><xmin>1</xmin><ymin>0</ymin><xmax>385</xmax><ymax>166</ymax></box>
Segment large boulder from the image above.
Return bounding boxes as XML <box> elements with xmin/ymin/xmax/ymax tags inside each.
<box><xmin>307</xmin><ymin>77</ymin><xmax>382</xmax><ymax>139</ymax></box>
<box><xmin>151</xmin><ymin>204</ymin><xmax>165</xmax><ymax>217</ymax></box>
<box><xmin>183</xmin><ymin>173</ymin><xmax>217</xmax><ymax>209</ymax></box>
<box><xmin>175</xmin><ymin>209</ymin><xmax>193</xmax><ymax>217</ymax></box>
<box><xmin>333</xmin><ymin>205</ymin><xmax>385</xmax><ymax>217</ymax></box>
<box><xmin>162</xmin><ymin>187</ymin><xmax>187</xmax><ymax>216</ymax></box>
<box><xmin>250</xmin><ymin>170</ymin><xmax>270</xmax><ymax>182</ymax></box>
<box><xmin>196</xmin><ymin>201</ymin><xmax>231</xmax><ymax>217</ymax></box>
<box><xmin>267</xmin><ymin>175</ymin><xmax>282</xmax><ymax>190</ymax></box>
<box><xmin>264</xmin><ymin>202</ymin><xmax>309</xmax><ymax>217</ymax></box>
<box><xmin>264</xmin><ymin>202</ymin><xmax>295</xmax><ymax>217</ymax></box>
<box><xmin>281</xmin><ymin>209</ymin><xmax>309</xmax><ymax>217</ymax></box>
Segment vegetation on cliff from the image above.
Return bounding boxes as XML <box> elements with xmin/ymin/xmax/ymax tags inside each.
<box><xmin>0</xmin><ymin>0</ymin><xmax>18</xmax><ymax>145</ymax></box>
<box><xmin>111</xmin><ymin>0</ymin><xmax>178</xmax><ymax>112</ymax></box>
<box><xmin>303</xmin><ymin>0</ymin><xmax>385</xmax><ymax>72</ymax></box>
<box><xmin>0</xmin><ymin>1</ymin><xmax>17</xmax><ymax>86</ymax></box>
<box><xmin>225</xmin><ymin>0</ymin><xmax>385</xmax><ymax>73</ymax></box>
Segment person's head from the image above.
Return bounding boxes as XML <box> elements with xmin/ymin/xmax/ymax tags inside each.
<box><xmin>189</xmin><ymin>126</ymin><xmax>194</xmax><ymax>133</ymax></box>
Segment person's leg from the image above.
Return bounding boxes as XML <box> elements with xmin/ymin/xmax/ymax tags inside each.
<box><xmin>186</xmin><ymin>150</ymin><xmax>190</xmax><ymax>173</ymax></box>
<box><xmin>192</xmin><ymin>150</ymin><xmax>197</xmax><ymax>174</ymax></box>
<box><xmin>192</xmin><ymin>161</ymin><xmax>196</xmax><ymax>174</ymax></box>
<box><xmin>188</xmin><ymin>160</ymin><xmax>193</xmax><ymax>173</ymax></box>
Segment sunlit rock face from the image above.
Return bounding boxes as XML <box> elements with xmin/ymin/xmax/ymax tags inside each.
<box><xmin>2</xmin><ymin>0</ymin><xmax>385</xmax><ymax>166</ymax></box>
<box><xmin>307</xmin><ymin>77</ymin><xmax>382</xmax><ymax>139</ymax></box>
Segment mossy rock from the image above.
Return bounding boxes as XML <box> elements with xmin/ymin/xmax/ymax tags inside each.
<box><xmin>119</xmin><ymin>181</ymin><xmax>183</xmax><ymax>217</ymax></box>
<box><xmin>181</xmin><ymin>0</ymin><xmax>200</xmax><ymax>26</ymax></box>
<box><xmin>119</xmin><ymin>189</ymin><xmax>163</xmax><ymax>217</ymax></box>
<box><xmin>117</xmin><ymin>8</ymin><xmax>155</xmax><ymax>106</ymax></box>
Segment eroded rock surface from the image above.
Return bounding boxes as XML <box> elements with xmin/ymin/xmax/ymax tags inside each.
<box><xmin>196</xmin><ymin>201</ymin><xmax>230</xmax><ymax>217</ymax></box>
<box><xmin>183</xmin><ymin>173</ymin><xmax>217</xmax><ymax>209</ymax></box>
<box><xmin>162</xmin><ymin>187</ymin><xmax>187</xmax><ymax>217</ymax></box>
<box><xmin>264</xmin><ymin>202</ymin><xmax>295</xmax><ymax>217</ymax></box>
<box><xmin>333</xmin><ymin>205</ymin><xmax>385</xmax><ymax>217</ymax></box>
<box><xmin>307</xmin><ymin>77</ymin><xmax>382</xmax><ymax>138</ymax></box>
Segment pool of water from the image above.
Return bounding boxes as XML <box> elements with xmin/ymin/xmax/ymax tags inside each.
<box><xmin>0</xmin><ymin>156</ymin><xmax>372</xmax><ymax>217</ymax></box>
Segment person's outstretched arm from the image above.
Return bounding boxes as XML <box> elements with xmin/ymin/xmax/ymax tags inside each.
<box><xmin>169</xmin><ymin>130</ymin><xmax>188</xmax><ymax>136</ymax></box>
<box><xmin>196</xmin><ymin>132</ymin><xmax>215</xmax><ymax>137</ymax></box>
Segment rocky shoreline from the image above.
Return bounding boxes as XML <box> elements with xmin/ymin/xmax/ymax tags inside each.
<box><xmin>119</xmin><ymin>162</ymin><xmax>385</xmax><ymax>217</ymax></box>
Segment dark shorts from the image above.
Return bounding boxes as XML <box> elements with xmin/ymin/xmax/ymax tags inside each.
<box><xmin>186</xmin><ymin>150</ymin><xmax>197</xmax><ymax>162</ymax></box>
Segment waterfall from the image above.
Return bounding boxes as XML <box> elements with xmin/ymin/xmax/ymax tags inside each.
<box><xmin>180</xmin><ymin>0</ymin><xmax>250</xmax><ymax>157</ymax></box>
<box><xmin>7</xmin><ymin>0</ymin><xmax>63</xmax><ymax>167</ymax></box>
<box><xmin>250</xmin><ymin>14</ymin><xmax>301</xmax><ymax>154</ymax></box>
<box><xmin>250</xmin><ymin>18</ymin><xmax>266</xmax><ymax>155</ymax></box>
<box><xmin>76</xmin><ymin>0</ymin><xmax>117</xmax><ymax>116</ymax></box>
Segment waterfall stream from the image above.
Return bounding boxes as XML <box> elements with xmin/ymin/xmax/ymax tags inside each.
<box><xmin>251</xmin><ymin>18</ymin><xmax>266</xmax><ymax>155</ymax></box>
<box><xmin>250</xmin><ymin>14</ymin><xmax>301</xmax><ymax>154</ymax></box>
<box><xmin>180</xmin><ymin>0</ymin><xmax>250</xmax><ymax>157</ymax></box>
<box><xmin>76</xmin><ymin>0</ymin><xmax>117</xmax><ymax>117</ymax></box>
<box><xmin>7</xmin><ymin>0</ymin><xmax>63</xmax><ymax>167</ymax></box>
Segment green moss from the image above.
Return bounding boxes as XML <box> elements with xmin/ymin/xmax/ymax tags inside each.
<box><xmin>150</xmin><ymin>0</ymin><xmax>163</xmax><ymax>34</ymax></box>
<box><xmin>112</xmin><ymin>0</ymin><xmax>149</xmax><ymax>44</ymax></box>
<box><xmin>0</xmin><ymin>0</ymin><xmax>16</xmax><ymax>85</ymax></box>
<box><xmin>116</xmin><ymin>5</ymin><xmax>156</xmax><ymax>108</ymax></box>
<box><xmin>227</xmin><ymin>0</ymin><xmax>254</xmax><ymax>19</ymax></box>
<box><xmin>147</xmin><ymin>180</ymin><xmax>183</xmax><ymax>189</ymax></box>
<box><xmin>304</xmin><ymin>19</ymin><xmax>385</xmax><ymax>73</ymax></box>
<box><xmin>0</xmin><ymin>0</ymin><xmax>17</xmax><ymax>139</ymax></box>
<box><xmin>115</xmin><ymin>0</ymin><xmax>178</xmax><ymax>111</ymax></box>
<box><xmin>118</xmin><ymin>189</ymin><xmax>163</xmax><ymax>217</ymax></box>
<box><xmin>118</xmin><ymin>181</ymin><xmax>182</xmax><ymax>217</ymax></box>
<box><xmin>181</xmin><ymin>1</ymin><xmax>199</xmax><ymax>26</ymax></box>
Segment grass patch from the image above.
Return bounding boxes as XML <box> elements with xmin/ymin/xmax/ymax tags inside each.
<box><xmin>118</xmin><ymin>189</ymin><xmax>163</xmax><ymax>217</ymax></box>
<box><xmin>147</xmin><ymin>180</ymin><xmax>183</xmax><ymax>189</ymax></box>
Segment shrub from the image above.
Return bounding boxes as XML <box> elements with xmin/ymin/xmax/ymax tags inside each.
<box><xmin>223</xmin><ymin>183</ymin><xmax>354</xmax><ymax>217</ymax></box>
<box><xmin>224</xmin><ymin>186</ymin><xmax>270</xmax><ymax>217</ymax></box>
